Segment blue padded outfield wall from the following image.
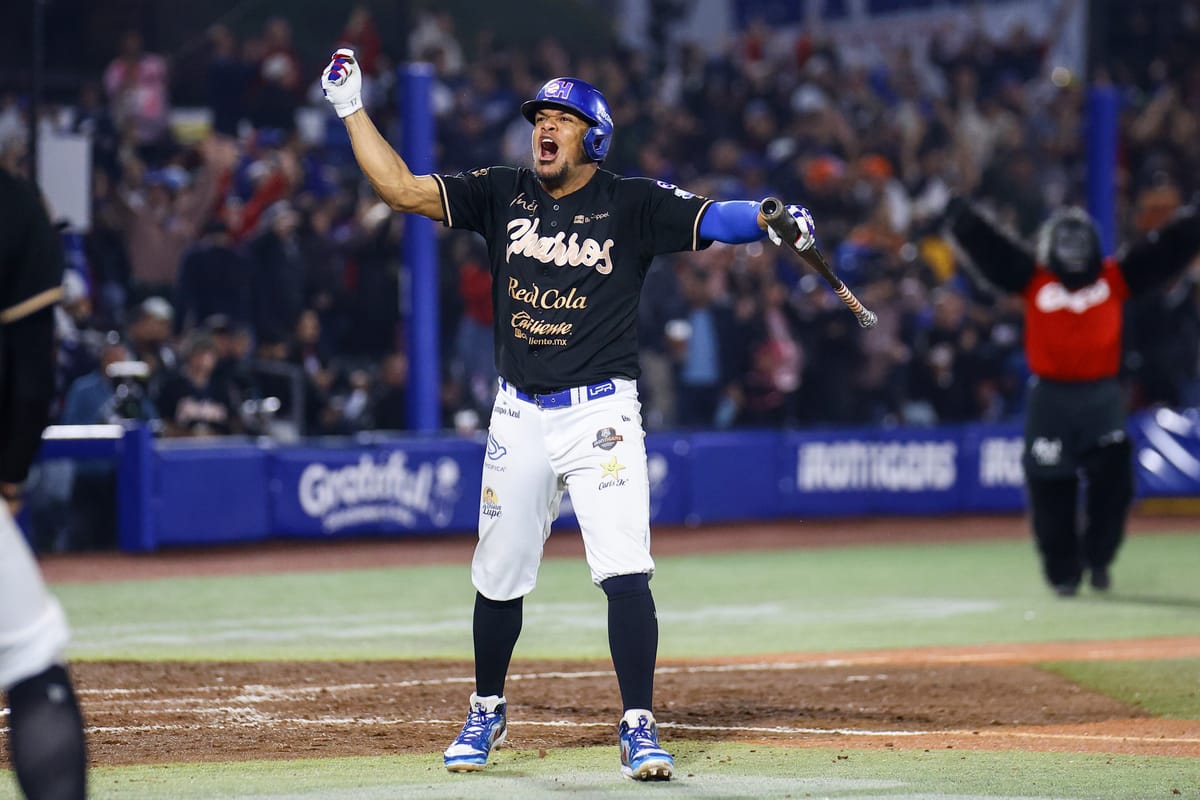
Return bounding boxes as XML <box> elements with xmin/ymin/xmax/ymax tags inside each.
<box><xmin>36</xmin><ymin>407</ymin><xmax>1200</xmax><ymax>551</ymax></box>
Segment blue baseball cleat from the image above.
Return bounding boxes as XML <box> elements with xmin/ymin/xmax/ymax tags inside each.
<box><xmin>618</xmin><ymin>709</ymin><xmax>674</xmax><ymax>781</ymax></box>
<box><xmin>444</xmin><ymin>693</ymin><xmax>507</xmax><ymax>772</ymax></box>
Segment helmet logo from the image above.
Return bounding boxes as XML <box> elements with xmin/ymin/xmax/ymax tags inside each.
<box><xmin>542</xmin><ymin>80</ymin><xmax>574</xmax><ymax>100</ymax></box>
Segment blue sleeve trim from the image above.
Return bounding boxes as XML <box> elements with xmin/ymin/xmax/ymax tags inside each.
<box><xmin>698</xmin><ymin>200</ymin><xmax>767</xmax><ymax>244</ymax></box>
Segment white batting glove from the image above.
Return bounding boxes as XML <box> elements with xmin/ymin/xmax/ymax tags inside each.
<box><xmin>321</xmin><ymin>48</ymin><xmax>363</xmax><ymax>118</ymax></box>
<box><xmin>766</xmin><ymin>204</ymin><xmax>816</xmax><ymax>251</ymax></box>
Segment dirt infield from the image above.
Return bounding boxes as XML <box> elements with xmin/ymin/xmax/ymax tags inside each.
<box><xmin>22</xmin><ymin>513</ymin><xmax>1200</xmax><ymax>767</ymax></box>
<box><xmin>62</xmin><ymin>640</ymin><xmax>1200</xmax><ymax>766</ymax></box>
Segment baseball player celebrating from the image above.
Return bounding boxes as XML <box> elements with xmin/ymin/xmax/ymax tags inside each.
<box><xmin>947</xmin><ymin>197</ymin><xmax>1200</xmax><ymax>596</ymax></box>
<box><xmin>0</xmin><ymin>167</ymin><xmax>88</xmax><ymax>799</ymax></box>
<box><xmin>322</xmin><ymin>50</ymin><xmax>815</xmax><ymax>781</ymax></box>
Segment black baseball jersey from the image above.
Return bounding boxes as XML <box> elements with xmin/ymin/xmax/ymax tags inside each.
<box><xmin>0</xmin><ymin>169</ymin><xmax>64</xmax><ymax>484</ymax></box>
<box><xmin>0</xmin><ymin>171</ymin><xmax>63</xmax><ymax>327</ymax></box>
<box><xmin>433</xmin><ymin>167</ymin><xmax>712</xmax><ymax>393</ymax></box>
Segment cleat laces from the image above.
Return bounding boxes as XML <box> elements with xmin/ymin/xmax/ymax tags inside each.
<box><xmin>626</xmin><ymin>716</ymin><xmax>662</xmax><ymax>753</ymax></box>
<box><xmin>456</xmin><ymin>703</ymin><xmax>495</xmax><ymax>748</ymax></box>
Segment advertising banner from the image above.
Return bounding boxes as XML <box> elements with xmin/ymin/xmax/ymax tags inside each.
<box><xmin>269</xmin><ymin>439</ymin><xmax>482</xmax><ymax>536</ymax></box>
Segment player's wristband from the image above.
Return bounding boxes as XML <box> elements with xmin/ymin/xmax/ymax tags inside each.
<box><xmin>333</xmin><ymin>95</ymin><xmax>363</xmax><ymax>119</ymax></box>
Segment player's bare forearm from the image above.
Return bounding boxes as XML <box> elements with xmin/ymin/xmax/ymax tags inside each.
<box><xmin>343</xmin><ymin>112</ymin><xmax>444</xmax><ymax>220</ymax></box>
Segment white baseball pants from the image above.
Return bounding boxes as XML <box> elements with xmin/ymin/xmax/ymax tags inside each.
<box><xmin>472</xmin><ymin>378</ymin><xmax>654</xmax><ymax>600</ymax></box>
<box><xmin>0</xmin><ymin>506</ymin><xmax>70</xmax><ymax>690</ymax></box>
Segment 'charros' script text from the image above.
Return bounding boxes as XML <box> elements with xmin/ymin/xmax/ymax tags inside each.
<box><xmin>506</xmin><ymin>218</ymin><xmax>615</xmax><ymax>274</ymax></box>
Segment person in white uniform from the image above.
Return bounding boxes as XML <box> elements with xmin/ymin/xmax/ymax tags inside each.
<box><xmin>320</xmin><ymin>50</ymin><xmax>816</xmax><ymax>781</ymax></box>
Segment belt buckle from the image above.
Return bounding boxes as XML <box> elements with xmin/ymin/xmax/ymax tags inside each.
<box><xmin>537</xmin><ymin>390</ymin><xmax>569</xmax><ymax>409</ymax></box>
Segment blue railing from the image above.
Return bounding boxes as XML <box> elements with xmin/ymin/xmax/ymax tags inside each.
<box><xmin>35</xmin><ymin>407</ymin><xmax>1200</xmax><ymax>552</ymax></box>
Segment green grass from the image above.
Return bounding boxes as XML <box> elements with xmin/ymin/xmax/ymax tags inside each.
<box><xmin>51</xmin><ymin>532</ymin><xmax>1200</xmax><ymax>662</ymax></box>
<box><xmin>1043</xmin><ymin>658</ymin><xmax>1200</xmax><ymax>718</ymax></box>
<box><xmin>5</xmin><ymin>745</ymin><xmax>1196</xmax><ymax>800</ymax></box>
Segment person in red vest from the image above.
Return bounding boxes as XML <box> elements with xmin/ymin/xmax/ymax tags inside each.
<box><xmin>946</xmin><ymin>198</ymin><xmax>1200</xmax><ymax>596</ymax></box>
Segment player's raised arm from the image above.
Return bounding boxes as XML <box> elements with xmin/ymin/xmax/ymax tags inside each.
<box><xmin>321</xmin><ymin>49</ymin><xmax>444</xmax><ymax>220</ymax></box>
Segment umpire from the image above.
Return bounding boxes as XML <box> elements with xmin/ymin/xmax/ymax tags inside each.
<box><xmin>947</xmin><ymin>198</ymin><xmax>1200</xmax><ymax>596</ymax></box>
<box><xmin>0</xmin><ymin>166</ymin><xmax>88</xmax><ymax>799</ymax></box>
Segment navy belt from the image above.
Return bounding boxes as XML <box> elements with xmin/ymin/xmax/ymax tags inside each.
<box><xmin>500</xmin><ymin>378</ymin><xmax>617</xmax><ymax>409</ymax></box>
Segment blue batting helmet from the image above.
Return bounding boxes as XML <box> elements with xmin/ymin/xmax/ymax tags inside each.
<box><xmin>521</xmin><ymin>77</ymin><xmax>613</xmax><ymax>162</ymax></box>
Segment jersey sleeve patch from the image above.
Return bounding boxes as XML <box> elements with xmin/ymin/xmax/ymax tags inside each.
<box><xmin>637</xmin><ymin>178</ymin><xmax>712</xmax><ymax>255</ymax></box>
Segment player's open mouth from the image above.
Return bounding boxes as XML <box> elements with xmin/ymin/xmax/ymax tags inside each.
<box><xmin>539</xmin><ymin>137</ymin><xmax>559</xmax><ymax>161</ymax></box>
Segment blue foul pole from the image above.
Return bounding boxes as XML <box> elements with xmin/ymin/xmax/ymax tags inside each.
<box><xmin>398</xmin><ymin>63</ymin><xmax>439</xmax><ymax>432</ymax></box>
<box><xmin>1086</xmin><ymin>86</ymin><xmax>1120</xmax><ymax>254</ymax></box>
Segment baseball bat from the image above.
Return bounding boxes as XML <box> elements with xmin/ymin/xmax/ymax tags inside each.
<box><xmin>759</xmin><ymin>197</ymin><xmax>878</xmax><ymax>329</ymax></box>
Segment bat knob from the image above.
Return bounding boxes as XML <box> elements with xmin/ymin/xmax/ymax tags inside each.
<box><xmin>859</xmin><ymin>310</ymin><xmax>878</xmax><ymax>329</ymax></box>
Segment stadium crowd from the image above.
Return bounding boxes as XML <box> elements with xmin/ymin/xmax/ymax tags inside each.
<box><xmin>2</xmin><ymin>2</ymin><xmax>1199</xmax><ymax>447</ymax></box>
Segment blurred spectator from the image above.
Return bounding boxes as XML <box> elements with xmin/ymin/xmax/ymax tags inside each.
<box><xmin>113</xmin><ymin>135</ymin><xmax>232</xmax><ymax>301</ymax></box>
<box><xmin>243</xmin><ymin>334</ymin><xmax>304</xmax><ymax>439</ymax></box>
<box><xmin>408</xmin><ymin>11</ymin><xmax>465</xmax><ymax>76</ymax></box>
<box><xmin>325</xmin><ymin>367</ymin><xmax>374</xmax><ymax>434</ymax></box>
<box><xmin>250</xmin><ymin>17</ymin><xmax>304</xmax><ymax>132</ymax></box>
<box><xmin>125</xmin><ymin>296</ymin><xmax>177</xmax><ymax>383</ymax></box>
<box><xmin>224</xmin><ymin>130</ymin><xmax>302</xmax><ymax>242</ymax></box>
<box><xmin>338</xmin><ymin>198</ymin><xmax>402</xmax><ymax>357</ymax></box>
<box><xmin>1127</xmin><ymin>268</ymin><xmax>1200</xmax><ymax>408</ymax></box>
<box><xmin>739</xmin><ymin>278</ymin><xmax>803</xmax><ymax>427</ymax></box>
<box><xmin>855</xmin><ymin>154</ymin><xmax>911</xmax><ymax>236</ymax></box>
<box><xmin>451</xmin><ymin>236</ymin><xmax>496</xmax><ymax>414</ymax></box>
<box><xmin>248</xmin><ymin>200</ymin><xmax>306</xmax><ymax>343</ymax></box>
<box><xmin>851</xmin><ymin>273</ymin><xmax>914</xmax><ymax>425</ymax></box>
<box><xmin>670</xmin><ymin>263</ymin><xmax>750</xmax><ymax>428</ymax></box>
<box><xmin>907</xmin><ymin>286</ymin><xmax>989</xmax><ymax>423</ymax></box>
<box><xmin>297</xmin><ymin>195</ymin><xmax>347</xmax><ymax>331</ymax></box>
<box><xmin>205</xmin><ymin>314</ymin><xmax>254</xmax><ymax>415</ymax></box>
<box><xmin>337</xmin><ymin>6</ymin><xmax>382</xmax><ymax>76</ymax></box>
<box><xmin>176</xmin><ymin>219</ymin><xmax>253</xmax><ymax>331</ymax></box>
<box><xmin>288</xmin><ymin>309</ymin><xmax>336</xmax><ymax>433</ymax></box>
<box><xmin>68</xmin><ymin>80</ymin><xmax>120</xmax><ymax>178</ymax></box>
<box><xmin>205</xmin><ymin>25</ymin><xmax>251</xmax><ymax>137</ymax></box>
<box><xmin>155</xmin><ymin>330</ymin><xmax>235</xmax><ymax>437</ymax></box>
<box><xmin>103</xmin><ymin>30</ymin><xmax>170</xmax><ymax>156</ymax></box>
<box><xmin>637</xmin><ymin>258</ymin><xmax>686</xmax><ymax>430</ymax></box>
<box><xmin>54</xmin><ymin>270</ymin><xmax>104</xmax><ymax>399</ymax></box>
<box><xmin>371</xmin><ymin>351</ymin><xmax>410</xmax><ymax>431</ymax></box>
<box><xmin>85</xmin><ymin>167</ymin><xmax>135</xmax><ymax>324</ymax></box>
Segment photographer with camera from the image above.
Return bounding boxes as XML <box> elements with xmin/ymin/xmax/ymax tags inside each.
<box><xmin>61</xmin><ymin>337</ymin><xmax>158</xmax><ymax>426</ymax></box>
<box><xmin>53</xmin><ymin>337</ymin><xmax>158</xmax><ymax>551</ymax></box>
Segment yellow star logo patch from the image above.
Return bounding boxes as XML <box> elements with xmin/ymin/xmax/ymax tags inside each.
<box><xmin>599</xmin><ymin>457</ymin><xmax>626</xmax><ymax>479</ymax></box>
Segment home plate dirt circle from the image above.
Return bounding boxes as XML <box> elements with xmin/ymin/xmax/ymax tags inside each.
<box><xmin>42</xmin><ymin>636</ymin><xmax>1200</xmax><ymax>767</ymax></box>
